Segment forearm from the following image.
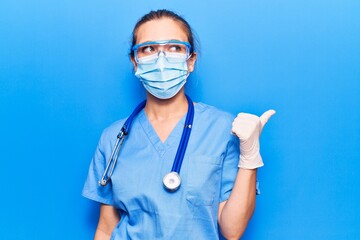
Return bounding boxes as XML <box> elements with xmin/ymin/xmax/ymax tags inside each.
<box><xmin>219</xmin><ymin>168</ymin><xmax>257</xmax><ymax>239</ymax></box>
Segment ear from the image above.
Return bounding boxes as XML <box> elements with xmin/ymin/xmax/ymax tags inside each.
<box><xmin>130</xmin><ymin>55</ymin><xmax>137</xmax><ymax>71</ymax></box>
<box><xmin>187</xmin><ymin>52</ymin><xmax>197</xmax><ymax>73</ymax></box>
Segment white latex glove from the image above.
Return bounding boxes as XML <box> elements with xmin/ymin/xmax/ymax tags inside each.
<box><xmin>232</xmin><ymin>110</ymin><xmax>276</xmax><ymax>169</ymax></box>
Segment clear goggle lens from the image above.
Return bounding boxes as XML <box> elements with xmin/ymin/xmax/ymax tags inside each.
<box><xmin>132</xmin><ymin>40</ymin><xmax>191</xmax><ymax>64</ymax></box>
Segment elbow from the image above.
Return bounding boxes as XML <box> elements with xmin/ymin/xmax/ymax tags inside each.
<box><xmin>220</xmin><ymin>222</ymin><xmax>248</xmax><ymax>240</ymax></box>
<box><xmin>220</xmin><ymin>207</ymin><xmax>255</xmax><ymax>240</ymax></box>
<box><xmin>219</xmin><ymin>220</ymin><xmax>248</xmax><ymax>240</ymax></box>
<box><xmin>222</xmin><ymin>231</ymin><xmax>245</xmax><ymax>240</ymax></box>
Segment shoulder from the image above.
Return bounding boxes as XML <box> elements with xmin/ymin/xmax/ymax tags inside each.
<box><xmin>193</xmin><ymin>102</ymin><xmax>239</xmax><ymax>154</ymax></box>
<box><xmin>195</xmin><ymin>102</ymin><xmax>235</xmax><ymax>126</ymax></box>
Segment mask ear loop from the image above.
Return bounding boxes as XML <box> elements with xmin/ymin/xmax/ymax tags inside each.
<box><xmin>185</xmin><ymin>52</ymin><xmax>194</xmax><ymax>75</ymax></box>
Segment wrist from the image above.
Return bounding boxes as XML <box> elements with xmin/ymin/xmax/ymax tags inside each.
<box><xmin>238</xmin><ymin>152</ymin><xmax>264</xmax><ymax>169</ymax></box>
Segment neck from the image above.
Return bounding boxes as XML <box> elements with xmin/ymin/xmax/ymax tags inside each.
<box><xmin>144</xmin><ymin>91</ymin><xmax>188</xmax><ymax>122</ymax></box>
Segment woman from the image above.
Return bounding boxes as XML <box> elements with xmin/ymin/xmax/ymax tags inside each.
<box><xmin>82</xmin><ymin>9</ymin><xmax>275</xmax><ymax>240</ymax></box>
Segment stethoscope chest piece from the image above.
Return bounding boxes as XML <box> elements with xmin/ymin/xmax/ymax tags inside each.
<box><xmin>163</xmin><ymin>172</ymin><xmax>181</xmax><ymax>192</ymax></box>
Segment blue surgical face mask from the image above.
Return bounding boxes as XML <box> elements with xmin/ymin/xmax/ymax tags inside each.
<box><xmin>135</xmin><ymin>54</ymin><xmax>189</xmax><ymax>99</ymax></box>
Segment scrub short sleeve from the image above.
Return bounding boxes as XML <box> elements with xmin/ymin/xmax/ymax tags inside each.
<box><xmin>82</xmin><ymin>130</ymin><xmax>114</xmax><ymax>205</ymax></box>
<box><xmin>219</xmin><ymin>135</ymin><xmax>240</xmax><ymax>202</ymax></box>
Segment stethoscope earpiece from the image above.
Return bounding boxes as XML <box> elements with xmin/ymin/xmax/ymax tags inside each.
<box><xmin>99</xmin><ymin>179</ymin><xmax>107</xmax><ymax>187</ymax></box>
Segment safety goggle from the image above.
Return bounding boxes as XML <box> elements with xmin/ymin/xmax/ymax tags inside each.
<box><xmin>132</xmin><ymin>40</ymin><xmax>192</xmax><ymax>64</ymax></box>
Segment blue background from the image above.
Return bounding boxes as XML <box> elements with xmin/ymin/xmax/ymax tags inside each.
<box><xmin>1</xmin><ymin>0</ymin><xmax>359</xmax><ymax>239</ymax></box>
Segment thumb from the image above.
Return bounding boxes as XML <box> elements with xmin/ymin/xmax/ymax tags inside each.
<box><xmin>260</xmin><ymin>109</ymin><xmax>276</xmax><ymax>129</ymax></box>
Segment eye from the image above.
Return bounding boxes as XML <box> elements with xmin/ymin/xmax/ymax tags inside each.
<box><xmin>140</xmin><ymin>45</ymin><xmax>155</xmax><ymax>54</ymax></box>
<box><xmin>168</xmin><ymin>44</ymin><xmax>184</xmax><ymax>53</ymax></box>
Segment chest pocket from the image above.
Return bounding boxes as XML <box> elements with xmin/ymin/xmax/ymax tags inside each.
<box><xmin>185</xmin><ymin>155</ymin><xmax>222</xmax><ymax>206</ymax></box>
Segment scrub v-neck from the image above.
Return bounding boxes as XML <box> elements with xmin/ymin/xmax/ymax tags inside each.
<box><xmin>138</xmin><ymin>109</ymin><xmax>188</xmax><ymax>157</ymax></box>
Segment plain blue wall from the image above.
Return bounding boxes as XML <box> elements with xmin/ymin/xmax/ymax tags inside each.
<box><xmin>1</xmin><ymin>0</ymin><xmax>359</xmax><ymax>239</ymax></box>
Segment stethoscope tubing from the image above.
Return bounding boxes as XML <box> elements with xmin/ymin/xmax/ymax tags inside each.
<box><xmin>99</xmin><ymin>96</ymin><xmax>194</xmax><ymax>189</ymax></box>
<box><xmin>171</xmin><ymin>95</ymin><xmax>194</xmax><ymax>173</ymax></box>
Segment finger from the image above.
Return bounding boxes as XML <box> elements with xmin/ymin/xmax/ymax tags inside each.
<box><xmin>260</xmin><ymin>109</ymin><xmax>276</xmax><ymax>128</ymax></box>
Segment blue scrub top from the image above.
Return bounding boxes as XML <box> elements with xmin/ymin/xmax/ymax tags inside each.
<box><xmin>82</xmin><ymin>103</ymin><xmax>240</xmax><ymax>239</ymax></box>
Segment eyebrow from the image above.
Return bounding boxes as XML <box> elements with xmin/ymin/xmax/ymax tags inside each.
<box><xmin>138</xmin><ymin>39</ymin><xmax>184</xmax><ymax>45</ymax></box>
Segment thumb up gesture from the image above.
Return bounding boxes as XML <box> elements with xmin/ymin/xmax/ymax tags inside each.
<box><xmin>232</xmin><ymin>110</ymin><xmax>276</xmax><ymax>169</ymax></box>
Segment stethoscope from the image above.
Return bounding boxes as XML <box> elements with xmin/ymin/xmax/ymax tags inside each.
<box><xmin>99</xmin><ymin>95</ymin><xmax>194</xmax><ymax>192</ymax></box>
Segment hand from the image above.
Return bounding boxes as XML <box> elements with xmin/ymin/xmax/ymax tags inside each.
<box><xmin>232</xmin><ymin>110</ymin><xmax>276</xmax><ymax>169</ymax></box>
